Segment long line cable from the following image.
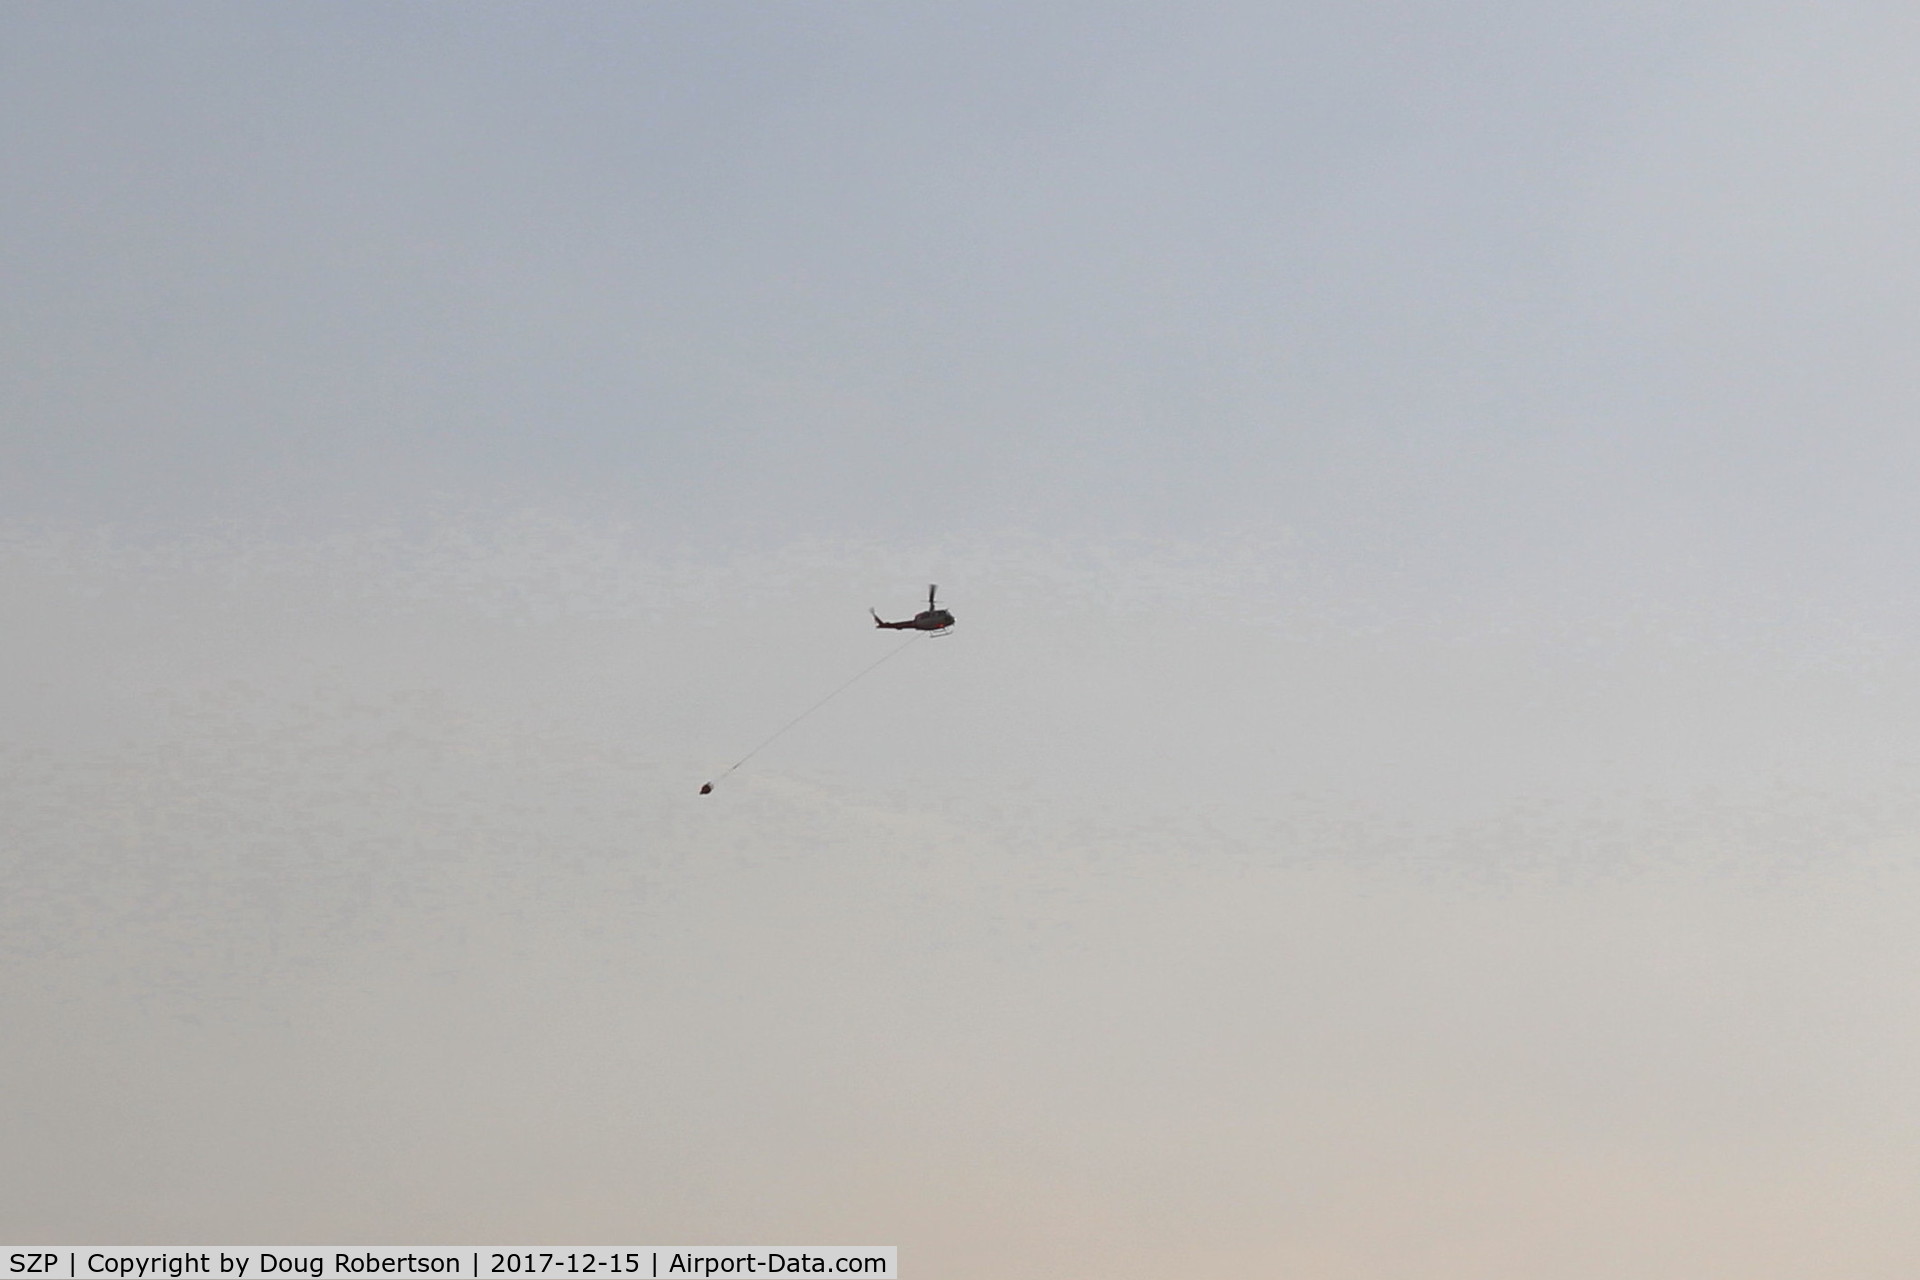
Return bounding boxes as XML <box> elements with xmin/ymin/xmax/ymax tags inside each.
<box><xmin>700</xmin><ymin>633</ymin><xmax>920</xmax><ymax>793</ymax></box>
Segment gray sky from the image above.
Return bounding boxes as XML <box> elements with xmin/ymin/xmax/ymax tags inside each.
<box><xmin>9</xmin><ymin>4</ymin><xmax>1920</xmax><ymax>1274</ymax></box>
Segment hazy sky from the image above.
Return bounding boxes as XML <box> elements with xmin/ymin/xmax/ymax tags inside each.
<box><xmin>10</xmin><ymin>4</ymin><xmax>1920</xmax><ymax>1275</ymax></box>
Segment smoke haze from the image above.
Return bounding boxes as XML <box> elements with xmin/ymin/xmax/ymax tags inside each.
<box><xmin>9</xmin><ymin>4</ymin><xmax>1920</xmax><ymax>1275</ymax></box>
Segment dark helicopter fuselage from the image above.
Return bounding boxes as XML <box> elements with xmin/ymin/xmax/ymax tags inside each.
<box><xmin>875</xmin><ymin>608</ymin><xmax>954</xmax><ymax>631</ymax></box>
<box><xmin>874</xmin><ymin>585</ymin><xmax>955</xmax><ymax>632</ymax></box>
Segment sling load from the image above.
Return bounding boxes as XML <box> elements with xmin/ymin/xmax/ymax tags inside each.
<box><xmin>699</xmin><ymin>587</ymin><xmax>955</xmax><ymax>794</ymax></box>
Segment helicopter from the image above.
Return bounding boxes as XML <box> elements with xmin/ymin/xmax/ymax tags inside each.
<box><xmin>872</xmin><ymin>584</ymin><xmax>955</xmax><ymax>634</ymax></box>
